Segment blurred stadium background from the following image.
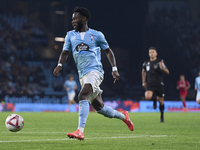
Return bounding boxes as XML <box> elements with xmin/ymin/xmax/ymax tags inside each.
<box><xmin>0</xmin><ymin>0</ymin><xmax>200</xmax><ymax>112</ymax></box>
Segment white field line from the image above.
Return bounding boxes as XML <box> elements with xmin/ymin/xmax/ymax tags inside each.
<box><xmin>2</xmin><ymin>131</ymin><xmax>136</xmax><ymax>134</ymax></box>
<box><xmin>1</xmin><ymin>131</ymin><xmax>168</xmax><ymax>136</ymax></box>
<box><xmin>0</xmin><ymin>135</ymin><xmax>168</xmax><ymax>143</ymax></box>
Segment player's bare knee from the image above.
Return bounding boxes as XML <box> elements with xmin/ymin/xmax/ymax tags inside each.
<box><xmin>145</xmin><ymin>91</ymin><xmax>153</xmax><ymax>100</ymax></box>
<box><xmin>145</xmin><ymin>96</ymin><xmax>152</xmax><ymax>100</ymax></box>
<box><xmin>78</xmin><ymin>92</ymin><xmax>89</xmax><ymax>101</ymax></box>
<box><xmin>92</xmin><ymin>96</ymin><xmax>104</xmax><ymax>111</ymax></box>
<box><xmin>159</xmin><ymin>101</ymin><xmax>164</xmax><ymax>105</ymax></box>
<box><xmin>197</xmin><ymin>100</ymin><xmax>200</xmax><ymax>104</ymax></box>
<box><xmin>158</xmin><ymin>99</ymin><xmax>164</xmax><ymax>105</ymax></box>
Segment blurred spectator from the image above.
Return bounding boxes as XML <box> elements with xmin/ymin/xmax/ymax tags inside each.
<box><xmin>0</xmin><ymin>12</ymin><xmax>48</xmax><ymax>97</ymax></box>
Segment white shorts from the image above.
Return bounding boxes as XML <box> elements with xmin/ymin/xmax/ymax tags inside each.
<box><xmin>80</xmin><ymin>71</ymin><xmax>103</xmax><ymax>103</ymax></box>
<box><xmin>196</xmin><ymin>93</ymin><xmax>200</xmax><ymax>101</ymax></box>
<box><xmin>67</xmin><ymin>92</ymin><xmax>76</xmax><ymax>101</ymax></box>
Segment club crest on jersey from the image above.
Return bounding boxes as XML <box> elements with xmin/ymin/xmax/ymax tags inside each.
<box><xmin>76</xmin><ymin>43</ymin><xmax>89</xmax><ymax>52</ymax></box>
<box><xmin>90</xmin><ymin>35</ymin><xmax>94</xmax><ymax>42</ymax></box>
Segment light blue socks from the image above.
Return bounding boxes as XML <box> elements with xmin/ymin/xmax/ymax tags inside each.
<box><xmin>97</xmin><ymin>105</ymin><xmax>125</xmax><ymax>120</ymax></box>
<box><xmin>78</xmin><ymin>102</ymin><xmax>125</xmax><ymax>133</ymax></box>
<box><xmin>78</xmin><ymin>100</ymin><xmax>89</xmax><ymax>128</ymax></box>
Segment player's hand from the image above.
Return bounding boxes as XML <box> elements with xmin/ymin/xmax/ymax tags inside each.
<box><xmin>142</xmin><ymin>82</ymin><xmax>146</xmax><ymax>88</ymax></box>
<box><xmin>53</xmin><ymin>66</ymin><xmax>62</xmax><ymax>77</ymax></box>
<box><xmin>112</xmin><ymin>70</ymin><xmax>120</xmax><ymax>84</ymax></box>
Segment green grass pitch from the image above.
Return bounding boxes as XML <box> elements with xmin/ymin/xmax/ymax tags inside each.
<box><xmin>0</xmin><ymin>112</ymin><xmax>200</xmax><ymax>150</ymax></box>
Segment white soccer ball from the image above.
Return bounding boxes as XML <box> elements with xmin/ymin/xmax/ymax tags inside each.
<box><xmin>5</xmin><ymin>114</ymin><xmax>24</xmax><ymax>132</ymax></box>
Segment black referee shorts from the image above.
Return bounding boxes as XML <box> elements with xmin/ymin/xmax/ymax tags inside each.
<box><xmin>146</xmin><ymin>82</ymin><xmax>165</xmax><ymax>97</ymax></box>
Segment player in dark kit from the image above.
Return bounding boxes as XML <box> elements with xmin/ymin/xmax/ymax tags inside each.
<box><xmin>142</xmin><ymin>47</ymin><xmax>169</xmax><ymax>122</ymax></box>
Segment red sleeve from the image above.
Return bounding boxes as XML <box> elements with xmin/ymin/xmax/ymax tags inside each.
<box><xmin>177</xmin><ymin>81</ymin><xmax>180</xmax><ymax>86</ymax></box>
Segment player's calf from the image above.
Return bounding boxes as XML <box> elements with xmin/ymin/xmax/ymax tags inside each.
<box><xmin>97</xmin><ymin>105</ymin><xmax>124</xmax><ymax>119</ymax></box>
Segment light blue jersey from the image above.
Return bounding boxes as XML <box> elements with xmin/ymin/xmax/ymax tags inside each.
<box><xmin>195</xmin><ymin>76</ymin><xmax>200</xmax><ymax>94</ymax></box>
<box><xmin>63</xmin><ymin>28</ymin><xmax>109</xmax><ymax>78</ymax></box>
<box><xmin>64</xmin><ymin>80</ymin><xmax>77</xmax><ymax>94</ymax></box>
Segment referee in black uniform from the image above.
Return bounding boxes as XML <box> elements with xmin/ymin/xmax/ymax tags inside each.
<box><xmin>142</xmin><ymin>47</ymin><xmax>169</xmax><ymax>122</ymax></box>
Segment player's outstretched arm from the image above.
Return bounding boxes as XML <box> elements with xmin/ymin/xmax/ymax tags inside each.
<box><xmin>104</xmin><ymin>48</ymin><xmax>120</xmax><ymax>84</ymax></box>
<box><xmin>53</xmin><ymin>50</ymin><xmax>69</xmax><ymax>77</ymax></box>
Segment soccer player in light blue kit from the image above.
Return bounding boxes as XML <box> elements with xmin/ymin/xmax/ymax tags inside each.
<box><xmin>53</xmin><ymin>6</ymin><xmax>134</xmax><ymax>140</ymax></box>
<box><xmin>63</xmin><ymin>74</ymin><xmax>77</xmax><ymax>109</ymax></box>
<box><xmin>195</xmin><ymin>71</ymin><xmax>200</xmax><ymax>104</ymax></box>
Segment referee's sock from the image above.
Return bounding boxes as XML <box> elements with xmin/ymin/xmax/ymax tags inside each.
<box><xmin>152</xmin><ymin>97</ymin><xmax>157</xmax><ymax>109</ymax></box>
<box><xmin>159</xmin><ymin>104</ymin><xmax>164</xmax><ymax>115</ymax></box>
<box><xmin>159</xmin><ymin>104</ymin><xmax>164</xmax><ymax>122</ymax></box>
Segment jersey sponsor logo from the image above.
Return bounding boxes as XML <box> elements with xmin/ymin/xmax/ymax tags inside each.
<box><xmin>76</xmin><ymin>43</ymin><xmax>89</xmax><ymax>52</ymax></box>
<box><xmin>179</xmin><ymin>82</ymin><xmax>186</xmax><ymax>87</ymax></box>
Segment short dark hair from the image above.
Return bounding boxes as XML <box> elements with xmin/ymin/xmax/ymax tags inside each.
<box><xmin>73</xmin><ymin>6</ymin><xmax>91</xmax><ymax>20</ymax></box>
<box><xmin>149</xmin><ymin>46</ymin><xmax>157</xmax><ymax>51</ymax></box>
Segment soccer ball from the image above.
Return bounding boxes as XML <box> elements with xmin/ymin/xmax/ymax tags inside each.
<box><xmin>5</xmin><ymin>114</ymin><xmax>24</xmax><ymax>132</ymax></box>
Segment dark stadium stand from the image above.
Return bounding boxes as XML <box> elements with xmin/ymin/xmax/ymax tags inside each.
<box><xmin>0</xmin><ymin>1</ymin><xmax>199</xmax><ymax>101</ymax></box>
<box><xmin>144</xmin><ymin>3</ymin><xmax>200</xmax><ymax>100</ymax></box>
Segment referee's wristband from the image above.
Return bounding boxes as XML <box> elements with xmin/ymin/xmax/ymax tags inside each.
<box><xmin>161</xmin><ymin>62</ymin><xmax>166</xmax><ymax>70</ymax></box>
<box><xmin>161</xmin><ymin>66</ymin><xmax>166</xmax><ymax>70</ymax></box>
<box><xmin>112</xmin><ymin>66</ymin><xmax>117</xmax><ymax>72</ymax></box>
<box><xmin>57</xmin><ymin>63</ymin><xmax>62</xmax><ymax>67</ymax></box>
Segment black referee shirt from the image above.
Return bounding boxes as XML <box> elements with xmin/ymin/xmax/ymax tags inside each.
<box><xmin>143</xmin><ymin>58</ymin><xmax>167</xmax><ymax>84</ymax></box>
